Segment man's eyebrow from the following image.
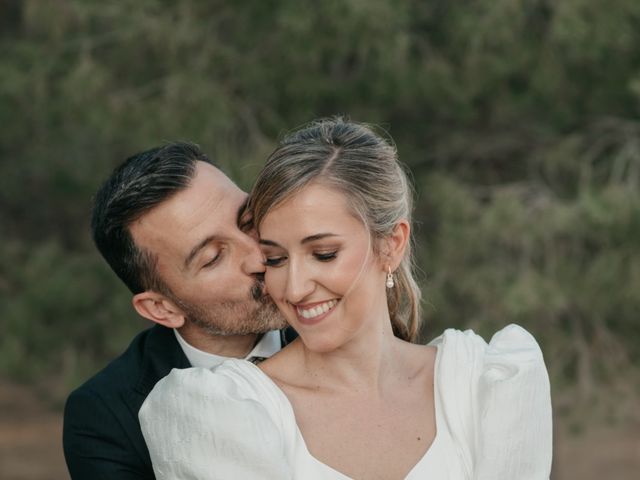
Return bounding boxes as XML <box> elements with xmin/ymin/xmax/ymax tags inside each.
<box><xmin>259</xmin><ymin>233</ymin><xmax>339</xmax><ymax>248</ymax></box>
<box><xmin>184</xmin><ymin>236</ymin><xmax>217</xmax><ymax>269</ymax></box>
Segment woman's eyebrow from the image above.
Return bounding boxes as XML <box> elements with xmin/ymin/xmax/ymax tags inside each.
<box><xmin>259</xmin><ymin>239</ymin><xmax>281</xmax><ymax>247</ymax></box>
<box><xmin>259</xmin><ymin>233</ymin><xmax>339</xmax><ymax>248</ymax></box>
<box><xmin>301</xmin><ymin>233</ymin><xmax>339</xmax><ymax>244</ymax></box>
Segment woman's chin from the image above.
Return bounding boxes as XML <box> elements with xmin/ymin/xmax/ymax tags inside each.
<box><xmin>297</xmin><ymin>333</ymin><xmax>345</xmax><ymax>354</ymax></box>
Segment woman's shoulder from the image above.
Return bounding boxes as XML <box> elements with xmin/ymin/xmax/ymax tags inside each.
<box><xmin>152</xmin><ymin>358</ymin><xmax>270</xmax><ymax>393</ymax></box>
<box><xmin>429</xmin><ymin>323</ymin><xmax>546</xmax><ymax>375</ymax></box>
<box><xmin>429</xmin><ymin>324</ymin><xmax>549</xmax><ymax>411</ymax></box>
<box><xmin>141</xmin><ymin>359</ymin><xmax>285</xmax><ymax>422</ymax></box>
<box><xmin>429</xmin><ymin>324</ymin><xmax>552</xmax><ymax>479</ymax></box>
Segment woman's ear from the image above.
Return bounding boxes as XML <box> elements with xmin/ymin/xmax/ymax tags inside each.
<box><xmin>132</xmin><ymin>291</ymin><xmax>186</xmax><ymax>329</ymax></box>
<box><xmin>381</xmin><ymin>219</ymin><xmax>410</xmax><ymax>270</ymax></box>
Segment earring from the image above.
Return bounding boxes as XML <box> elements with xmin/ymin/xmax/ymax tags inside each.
<box><xmin>386</xmin><ymin>266</ymin><xmax>395</xmax><ymax>289</ymax></box>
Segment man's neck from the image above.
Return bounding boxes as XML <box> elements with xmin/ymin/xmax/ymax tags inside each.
<box><xmin>176</xmin><ymin>324</ymin><xmax>258</xmax><ymax>359</ymax></box>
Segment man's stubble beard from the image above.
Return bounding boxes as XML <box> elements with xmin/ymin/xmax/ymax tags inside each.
<box><xmin>172</xmin><ymin>281</ymin><xmax>287</xmax><ymax>337</ymax></box>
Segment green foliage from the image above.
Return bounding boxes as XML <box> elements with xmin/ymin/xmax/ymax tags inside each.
<box><xmin>419</xmin><ymin>171</ymin><xmax>640</xmax><ymax>387</ymax></box>
<box><xmin>0</xmin><ymin>240</ymin><xmax>144</xmax><ymax>396</ymax></box>
<box><xmin>1</xmin><ymin>0</ymin><xmax>639</xmax><ymax>405</ymax></box>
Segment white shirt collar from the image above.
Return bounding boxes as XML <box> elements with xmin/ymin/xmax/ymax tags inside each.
<box><xmin>173</xmin><ymin>329</ymin><xmax>281</xmax><ymax>369</ymax></box>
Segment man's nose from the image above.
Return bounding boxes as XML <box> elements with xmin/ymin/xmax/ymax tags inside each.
<box><xmin>238</xmin><ymin>232</ymin><xmax>266</xmax><ymax>276</ymax></box>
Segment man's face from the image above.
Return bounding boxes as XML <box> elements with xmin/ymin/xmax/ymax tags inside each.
<box><xmin>129</xmin><ymin>161</ymin><xmax>285</xmax><ymax>336</ymax></box>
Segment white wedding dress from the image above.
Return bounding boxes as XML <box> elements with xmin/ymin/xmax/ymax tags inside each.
<box><xmin>140</xmin><ymin>324</ymin><xmax>552</xmax><ymax>479</ymax></box>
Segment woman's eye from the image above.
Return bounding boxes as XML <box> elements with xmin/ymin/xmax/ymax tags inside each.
<box><xmin>314</xmin><ymin>251</ymin><xmax>337</xmax><ymax>262</ymax></box>
<box><xmin>264</xmin><ymin>256</ymin><xmax>286</xmax><ymax>267</ymax></box>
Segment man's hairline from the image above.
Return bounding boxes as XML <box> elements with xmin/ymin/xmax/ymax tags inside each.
<box><xmin>124</xmin><ymin>160</ymin><xmax>244</xmax><ymax>295</ymax></box>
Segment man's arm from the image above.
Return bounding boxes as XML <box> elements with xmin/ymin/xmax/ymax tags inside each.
<box><xmin>63</xmin><ymin>387</ymin><xmax>154</xmax><ymax>480</ymax></box>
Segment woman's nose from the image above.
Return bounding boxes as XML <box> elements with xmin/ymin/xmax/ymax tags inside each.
<box><xmin>284</xmin><ymin>261</ymin><xmax>314</xmax><ymax>304</ymax></box>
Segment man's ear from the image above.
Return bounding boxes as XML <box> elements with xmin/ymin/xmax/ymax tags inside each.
<box><xmin>132</xmin><ymin>291</ymin><xmax>186</xmax><ymax>329</ymax></box>
<box><xmin>381</xmin><ymin>219</ymin><xmax>410</xmax><ymax>270</ymax></box>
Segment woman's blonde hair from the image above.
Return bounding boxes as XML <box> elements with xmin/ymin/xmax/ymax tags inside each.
<box><xmin>249</xmin><ymin>118</ymin><xmax>422</xmax><ymax>342</ymax></box>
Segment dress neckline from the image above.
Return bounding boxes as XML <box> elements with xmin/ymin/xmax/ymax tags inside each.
<box><xmin>236</xmin><ymin>343</ymin><xmax>443</xmax><ymax>480</ymax></box>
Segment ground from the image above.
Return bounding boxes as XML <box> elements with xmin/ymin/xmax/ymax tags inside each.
<box><xmin>0</xmin><ymin>382</ymin><xmax>67</xmax><ymax>480</ymax></box>
<box><xmin>0</xmin><ymin>380</ymin><xmax>638</xmax><ymax>479</ymax></box>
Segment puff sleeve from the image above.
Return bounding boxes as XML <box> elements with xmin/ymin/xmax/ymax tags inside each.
<box><xmin>473</xmin><ymin>325</ymin><xmax>552</xmax><ymax>479</ymax></box>
<box><xmin>139</xmin><ymin>361</ymin><xmax>292</xmax><ymax>480</ymax></box>
<box><xmin>431</xmin><ymin>324</ymin><xmax>552</xmax><ymax>480</ymax></box>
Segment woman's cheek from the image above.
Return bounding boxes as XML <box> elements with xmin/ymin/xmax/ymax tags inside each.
<box><xmin>264</xmin><ymin>268</ymin><xmax>285</xmax><ymax>300</ymax></box>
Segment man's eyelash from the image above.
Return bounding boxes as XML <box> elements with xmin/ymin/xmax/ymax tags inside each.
<box><xmin>203</xmin><ymin>253</ymin><xmax>221</xmax><ymax>268</ymax></box>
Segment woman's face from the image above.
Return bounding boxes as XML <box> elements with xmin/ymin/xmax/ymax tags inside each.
<box><xmin>258</xmin><ymin>183</ymin><xmax>389</xmax><ymax>352</ymax></box>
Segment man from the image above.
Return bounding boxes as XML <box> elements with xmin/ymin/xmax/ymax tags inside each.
<box><xmin>63</xmin><ymin>142</ymin><xmax>288</xmax><ymax>479</ymax></box>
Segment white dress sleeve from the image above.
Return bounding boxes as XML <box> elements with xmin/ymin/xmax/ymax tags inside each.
<box><xmin>473</xmin><ymin>324</ymin><xmax>552</xmax><ymax>480</ymax></box>
<box><xmin>139</xmin><ymin>361</ymin><xmax>293</xmax><ymax>480</ymax></box>
<box><xmin>431</xmin><ymin>324</ymin><xmax>552</xmax><ymax>480</ymax></box>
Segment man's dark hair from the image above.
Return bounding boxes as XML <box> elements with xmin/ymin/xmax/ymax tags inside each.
<box><xmin>91</xmin><ymin>141</ymin><xmax>214</xmax><ymax>294</ymax></box>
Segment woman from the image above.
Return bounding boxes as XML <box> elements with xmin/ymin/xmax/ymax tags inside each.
<box><xmin>140</xmin><ymin>118</ymin><xmax>552</xmax><ymax>479</ymax></box>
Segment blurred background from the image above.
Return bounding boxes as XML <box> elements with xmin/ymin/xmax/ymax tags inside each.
<box><xmin>1</xmin><ymin>0</ymin><xmax>639</xmax><ymax>478</ymax></box>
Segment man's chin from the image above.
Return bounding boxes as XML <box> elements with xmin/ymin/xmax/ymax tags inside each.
<box><xmin>253</xmin><ymin>302</ymin><xmax>288</xmax><ymax>332</ymax></box>
<box><xmin>182</xmin><ymin>297</ymin><xmax>286</xmax><ymax>336</ymax></box>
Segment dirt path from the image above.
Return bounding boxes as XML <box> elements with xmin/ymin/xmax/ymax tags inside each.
<box><xmin>0</xmin><ymin>382</ymin><xmax>67</xmax><ymax>480</ymax></box>
<box><xmin>0</xmin><ymin>380</ymin><xmax>638</xmax><ymax>480</ymax></box>
<box><xmin>554</xmin><ymin>422</ymin><xmax>640</xmax><ymax>480</ymax></box>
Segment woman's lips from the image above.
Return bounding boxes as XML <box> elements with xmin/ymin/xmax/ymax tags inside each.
<box><xmin>294</xmin><ymin>299</ymin><xmax>338</xmax><ymax>325</ymax></box>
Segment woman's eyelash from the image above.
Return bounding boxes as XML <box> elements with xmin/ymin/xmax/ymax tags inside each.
<box><xmin>263</xmin><ymin>251</ymin><xmax>337</xmax><ymax>266</ymax></box>
<box><xmin>314</xmin><ymin>251</ymin><xmax>337</xmax><ymax>261</ymax></box>
<box><xmin>264</xmin><ymin>256</ymin><xmax>286</xmax><ymax>267</ymax></box>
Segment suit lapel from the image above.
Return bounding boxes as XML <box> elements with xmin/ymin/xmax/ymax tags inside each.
<box><xmin>134</xmin><ymin>325</ymin><xmax>191</xmax><ymax>398</ymax></box>
<box><xmin>281</xmin><ymin>326</ymin><xmax>298</xmax><ymax>346</ymax></box>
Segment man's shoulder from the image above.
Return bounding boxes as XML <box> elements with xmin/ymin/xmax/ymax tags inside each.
<box><xmin>68</xmin><ymin>324</ymin><xmax>185</xmax><ymax>403</ymax></box>
<box><xmin>63</xmin><ymin>326</ymin><xmax>180</xmax><ymax>478</ymax></box>
<box><xmin>68</xmin><ymin>327</ymin><xmax>150</xmax><ymax>400</ymax></box>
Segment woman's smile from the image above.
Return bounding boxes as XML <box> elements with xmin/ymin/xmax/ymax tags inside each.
<box><xmin>293</xmin><ymin>299</ymin><xmax>339</xmax><ymax>325</ymax></box>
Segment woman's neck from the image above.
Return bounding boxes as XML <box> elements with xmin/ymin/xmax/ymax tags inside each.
<box><xmin>295</xmin><ymin>320</ymin><xmax>406</xmax><ymax>396</ymax></box>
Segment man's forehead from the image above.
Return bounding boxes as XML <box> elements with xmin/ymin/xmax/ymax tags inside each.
<box><xmin>129</xmin><ymin>165</ymin><xmax>247</xmax><ymax>255</ymax></box>
<box><xmin>193</xmin><ymin>160</ymin><xmax>236</xmax><ymax>188</ymax></box>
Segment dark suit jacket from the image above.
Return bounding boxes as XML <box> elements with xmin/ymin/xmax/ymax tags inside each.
<box><xmin>63</xmin><ymin>325</ymin><xmax>296</xmax><ymax>480</ymax></box>
<box><xmin>63</xmin><ymin>325</ymin><xmax>189</xmax><ymax>479</ymax></box>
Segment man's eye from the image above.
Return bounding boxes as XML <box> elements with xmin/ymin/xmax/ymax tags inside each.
<box><xmin>264</xmin><ymin>256</ymin><xmax>286</xmax><ymax>267</ymax></box>
<box><xmin>203</xmin><ymin>253</ymin><xmax>220</xmax><ymax>268</ymax></box>
<box><xmin>314</xmin><ymin>251</ymin><xmax>337</xmax><ymax>262</ymax></box>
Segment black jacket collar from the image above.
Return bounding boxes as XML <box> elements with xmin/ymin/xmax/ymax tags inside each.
<box><xmin>133</xmin><ymin>325</ymin><xmax>191</xmax><ymax>397</ymax></box>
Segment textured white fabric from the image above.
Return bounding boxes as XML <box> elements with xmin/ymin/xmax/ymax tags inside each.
<box><xmin>140</xmin><ymin>324</ymin><xmax>552</xmax><ymax>479</ymax></box>
<box><xmin>428</xmin><ymin>324</ymin><xmax>553</xmax><ymax>480</ymax></box>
